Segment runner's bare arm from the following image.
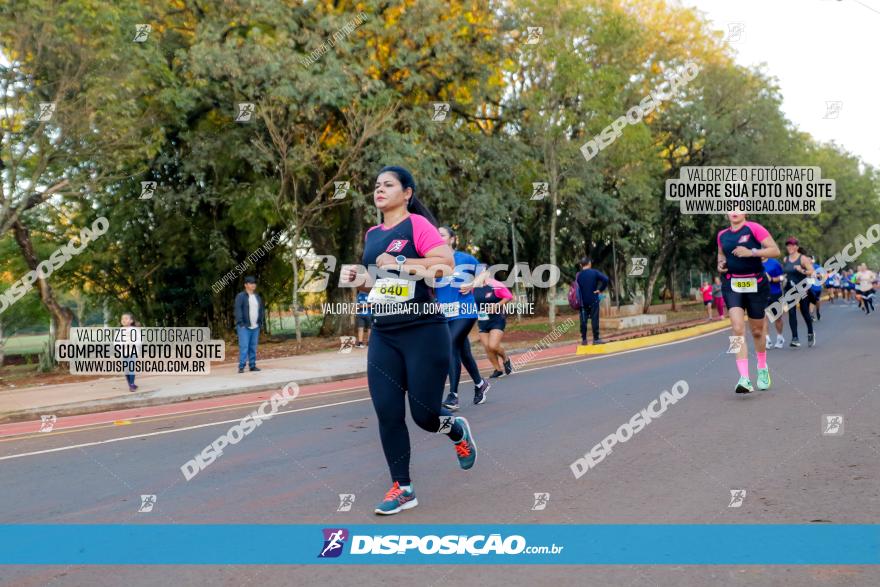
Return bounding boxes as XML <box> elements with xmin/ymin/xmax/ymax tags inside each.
<box><xmin>492</xmin><ymin>298</ymin><xmax>511</xmax><ymax>314</ymax></box>
<box><xmin>377</xmin><ymin>244</ymin><xmax>454</xmax><ymax>279</ymax></box>
<box><xmin>732</xmin><ymin>235</ymin><xmax>779</xmax><ymax>259</ymax></box>
<box><xmin>717</xmin><ymin>245</ymin><xmax>727</xmax><ymax>272</ymax></box>
<box><xmin>799</xmin><ymin>254</ymin><xmax>815</xmax><ymax>275</ymax></box>
<box><xmin>756</xmin><ymin>235</ymin><xmax>781</xmax><ymax>259</ymax></box>
<box><xmin>341</xmin><ymin>265</ymin><xmax>374</xmax><ymax>292</ymax></box>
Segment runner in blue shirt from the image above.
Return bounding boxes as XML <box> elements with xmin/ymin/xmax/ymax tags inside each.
<box><xmin>763</xmin><ymin>257</ymin><xmax>785</xmax><ymax>349</ymax></box>
<box><xmin>436</xmin><ymin>226</ymin><xmax>490</xmax><ymax>410</ymax></box>
<box><xmin>809</xmin><ymin>258</ymin><xmax>825</xmax><ymax>321</ymax></box>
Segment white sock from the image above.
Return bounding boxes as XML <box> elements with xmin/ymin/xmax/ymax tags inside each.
<box><xmin>399</xmin><ymin>484</ymin><xmax>412</xmax><ymax>492</ymax></box>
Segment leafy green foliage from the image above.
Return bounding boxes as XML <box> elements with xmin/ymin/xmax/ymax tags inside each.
<box><xmin>1</xmin><ymin>0</ymin><xmax>877</xmax><ymax>335</ymax></box>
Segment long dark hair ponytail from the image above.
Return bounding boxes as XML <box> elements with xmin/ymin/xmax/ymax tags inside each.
<box><xmin>439</xmin><ymin>225</ymin><xmax>456</xmax><ymax>248</ymax></box>
<box><xmin>378</xmin><ymin>165</ymin><xmax>439</xmax><ymax>226</ymax></box>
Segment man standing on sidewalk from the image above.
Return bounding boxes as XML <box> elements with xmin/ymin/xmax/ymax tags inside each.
<box><xmin>576</xmin><ymin>257</ymin><xmax>609</xmax><ymax>345</ymax></box>
<box><xmin>234</xmin><ymin>276</ymin><xmax>263</xmax><ymax>373</ymax></box>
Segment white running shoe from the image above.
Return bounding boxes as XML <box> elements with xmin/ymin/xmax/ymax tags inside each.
<box><xmin>765</xmin><ymin>335</ymin><xmax>772</xmax><ymax>347</ymax></box>
<box><xmin>774</xmin><ymin>336</ymin><xmax>785</xmax><ymax>349</ymax></box>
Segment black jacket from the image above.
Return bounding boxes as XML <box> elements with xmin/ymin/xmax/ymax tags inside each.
<box><xmin>576</xmin><ymin>268</ymin><xmax>609</xmax><ymax>307</ymax></box>
<box><xmin>234</xmin><ymin>291</ymin><xmax>264</xmax><ymax>328</ymax></box>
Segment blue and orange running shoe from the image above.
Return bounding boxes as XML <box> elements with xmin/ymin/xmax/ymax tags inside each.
<box><xmin>374</xmin><ymin>481</ymin><xmax>418</xmax><ymax>515</ymax></box>
<box><xmin>453</xmin><ymin>417</ymin><xmax>477</xmax><ymax>469</ymax></box>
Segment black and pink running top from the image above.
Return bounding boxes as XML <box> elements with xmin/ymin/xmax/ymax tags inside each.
<box><xmin>473</xmin><ymin>278</ymin><xmax>514</xmax><ymax>317</ymax></box>
<box><xmin>717</xmin><ymin>221</ymin><xmax>770</xmax><ymax>277</ymax></box>
<box><xmin>362</xmin><ymin>213</ymin><xmax>447</xmax><ymax>329</ymax></box>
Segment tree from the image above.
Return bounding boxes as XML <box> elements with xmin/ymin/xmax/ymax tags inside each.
<box><xmin>0</xmin><ymin>0</ymin><xmax>167</xmax><ymax>340</ymax></box>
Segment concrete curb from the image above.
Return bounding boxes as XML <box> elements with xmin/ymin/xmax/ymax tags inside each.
<box><xmin>0</xmin><ymin>318</ymin><xmax>719</xmax><ymax>423</ymax></box>
<box><xmin>0</xmin><ymin>370</ymin><xmax>367</xmax><ymax>424</ymax></box>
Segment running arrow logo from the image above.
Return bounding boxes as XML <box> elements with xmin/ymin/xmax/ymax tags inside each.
<box><xmin>437</xmin><ymin>416</ymin><xmax>455</xmax><ymax>434</ymax></box>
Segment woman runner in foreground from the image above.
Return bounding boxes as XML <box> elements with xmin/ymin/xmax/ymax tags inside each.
<box><xmin>342</xmin><ymin>166</ymin><xmax>477</xmax><ymax>515</ymax></box>
<box><xmin>717</xmin><ymin>212</ymin><xmax>780</xmax><ymax>394</ymax></box>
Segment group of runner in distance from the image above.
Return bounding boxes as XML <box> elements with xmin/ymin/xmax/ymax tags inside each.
<box><xmin>342</xmin><ymin>167</ymin><xmax>876</xmax><ymax>515</ymax></box>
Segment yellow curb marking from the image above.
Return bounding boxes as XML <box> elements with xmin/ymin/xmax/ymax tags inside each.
<box><xmin>577</xmin><ymin>319</ymin><xmax>731</xmax><ymax>355</ymax></box>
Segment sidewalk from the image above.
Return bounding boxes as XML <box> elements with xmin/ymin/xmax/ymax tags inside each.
<box><xmin>0</xmin><ymin>350</ymin><xmax>370</xmax><ymax>424</ymax></box>
<box><xmin>0</xmin><ymin>316</ymin><xmax>730</xmax><ymax>424</ymax></box>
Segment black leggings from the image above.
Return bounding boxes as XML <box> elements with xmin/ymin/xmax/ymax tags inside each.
<box><xmin>367</xmin><ymin>321</ymin><xmax>462</xmax><ymax>485</ymax></box>
<box><xmin>787</xmin><ymin>295</ymin><xmax>814</xmax><ymax>339</ymax></box>
<box><xmin>448</xmin><ymin>318</ymin><xmax>482</xmax><ymax>395</ymax></box>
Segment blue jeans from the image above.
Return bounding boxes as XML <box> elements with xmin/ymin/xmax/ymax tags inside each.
<box><xmin>123</xmin><ymin>357</ymin><xmax>136</xmax><ymax>386</ymax></box>
<box><xmin>237</xmin><ymin>326</ymin><xmax>259</xmax><ymax>369</ymax></box>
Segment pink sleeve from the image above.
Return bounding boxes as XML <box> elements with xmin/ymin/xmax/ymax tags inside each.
<box><xmin>746</xmin><ymin>221</ymin><xmax>770</xmax><ymax>242</ymax></box>
<box><xmin>410</xmin><ymin>214</ymin><xmax>446</xmax><ymax>257</ymax></box>
<box><xmin>488</xmin><ymin>279</ymin><xmax>513</xmax><ymax>300</ymax></box>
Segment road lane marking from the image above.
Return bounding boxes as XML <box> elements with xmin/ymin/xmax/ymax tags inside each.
<box><xmin>0</xmin><ymin>327</ymin><xmax>730</xmax><ymax>461</ymax></box>
<box><xmin>0</xmin><ymin>385</ymin><xmax>372</xmax><ymax>441</ymax></box>
<box><xmin>0</xmin><ymin>398</ymin><xmax>371</xmax><ymax>462</ymax></box>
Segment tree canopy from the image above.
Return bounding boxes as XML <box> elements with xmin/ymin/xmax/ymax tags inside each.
<box><xmin>2</xmin><ymin>0</ymin><xmax>877</xmax><ymax>340</ymax></box>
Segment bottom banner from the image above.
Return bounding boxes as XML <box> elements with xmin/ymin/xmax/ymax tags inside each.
<box><xmin>1</xmin><ymin>525</ymin><xmax>878</xmax><ymax>565</ymax></box>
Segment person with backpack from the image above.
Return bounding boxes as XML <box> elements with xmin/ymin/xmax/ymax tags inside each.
<box><xmin>573</xmin><ymin>257</ymin><xmax>609</xmax><ymax>345</ymax></box>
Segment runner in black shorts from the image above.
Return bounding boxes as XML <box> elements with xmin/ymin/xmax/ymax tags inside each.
<box><xmin>717</xmin><ymin>212</ymin><xmax>780</xmax><ymax>394</ymax></box>
<box><xmin>473</xmin><ymin>274</ymin><xmax>514</xmax><ymax>378</ymax></box>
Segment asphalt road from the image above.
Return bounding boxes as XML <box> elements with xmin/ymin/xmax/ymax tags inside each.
<box><xmin>1</xmin><ymin>302</ymin><xmax>878</xmax><ymax>586</ymax></box>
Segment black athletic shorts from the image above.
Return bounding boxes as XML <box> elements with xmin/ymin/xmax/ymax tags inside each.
<box><xmin>356</xmin><ymin>315</ymin><xmax>372</xmax><ymax>329</ymax></box>
<box><xmin>477</xmin><ymin>315</ymin><xmax>506</xmax><ymax>333</ymax></box>
<box><xmin>767</xmin><ymin>290</ymin><xmax>782</xmax><ymax>305</ymax></box>
<box><xmin>721</xmin><ymin>275</ymin><xmax>770</xmax><ymax>320</ymax></box>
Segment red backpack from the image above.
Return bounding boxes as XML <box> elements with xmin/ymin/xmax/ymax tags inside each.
<box><xmin>568</xmin><ymin>272</ymin><xmax>581</xmax><ymax>310</ymax></box>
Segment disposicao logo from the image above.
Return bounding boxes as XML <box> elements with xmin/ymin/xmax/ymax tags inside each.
<box><xmin>318</xmin><ymin>528</ymin><xmax>349</xmax><ymax>558</ymax></box>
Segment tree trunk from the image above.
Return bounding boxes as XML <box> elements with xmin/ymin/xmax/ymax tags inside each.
<box><xmin>546</xmin><ymin>132</ymin><xmax>561</xmax><ymax>326</ymax></box>
<box><xmin>311</xmin><ymin>206</ymin><xmax>361</xmax><ymax>337</ymax></box>
<box><xmin>12</xmin><ymin>221</ymin><xmax>74</xmax><ymax>342</ymax></box>
<box><xmin>291</xmin><ymin>243</ymin><xmax>302</xmax><ymax>346</ymax></box>
<box><xmin>548</xmin><ymin>186</ymin><xmax>558</xmax><ymax>326</ymax></box>
<box><xmin>642</xmin><ymin>240</ymin><xmax>675</xmax><ymax>314</ymax></box>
